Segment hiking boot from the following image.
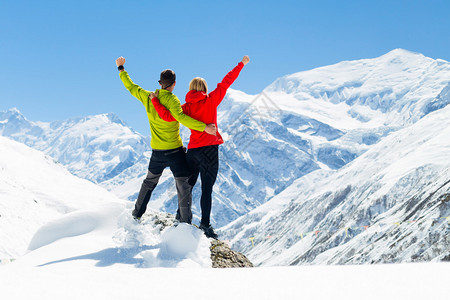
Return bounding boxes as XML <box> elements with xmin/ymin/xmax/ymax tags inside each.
<box><xmin>132</xmin><ymin>210</ymin><xmax>141</xmax><ymax>222</ymax></box>
<box><xmin>199</xmin><ymin>223</ymin><xmax>218</xmax><ymax>239</ymax></box>
<box><xmin>172</xmin><ymin>210</ymin><xmax>181</xmax><ymax>227</ymax></box>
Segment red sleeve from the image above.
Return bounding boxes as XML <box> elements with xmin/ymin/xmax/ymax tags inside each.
<box><xmin>151</xmin><ymin>97</ymin><xmax>176</xmax><ymax>122</ymax></box>
<box><xmin>209</xmin><ymin>62</ymin><xmax>244</xmax><ymax>107</ymax></box>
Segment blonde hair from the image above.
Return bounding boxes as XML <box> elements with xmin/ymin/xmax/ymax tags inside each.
<box><xmin>189</xmin><ymin>77</ymin><xmax>208</xmax><ymax>93</ymax></box>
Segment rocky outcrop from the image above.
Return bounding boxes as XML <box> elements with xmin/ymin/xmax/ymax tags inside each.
<box><xmin>210</xmin><ymin>239</ymin><xmax>253</xmax><ymax>268</ymax></box>
<box><xmin>146</xmin><ymin>211</ymin><xmax>253</xmax><ymax>268</ymax></box>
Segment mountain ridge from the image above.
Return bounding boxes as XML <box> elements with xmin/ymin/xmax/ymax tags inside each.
<box><xmin>221</xmin><ymin>104</ymin><xmax>450</xmax><ymax>265</ymax></box>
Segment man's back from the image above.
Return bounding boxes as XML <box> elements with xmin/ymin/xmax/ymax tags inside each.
<box><xmin>119</xmin><ymin>71</ymin><xmax>205</xmax><ymax>150</ymax></box>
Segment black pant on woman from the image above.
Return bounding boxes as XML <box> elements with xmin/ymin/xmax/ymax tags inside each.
<box><xmin>186</xmin><ymin>145</ymin><xmax>219</xmax><ymax>226</ymax></box>
<box><xmin>132</xmin><ymin>147</ymin><xmax>193</xmax><ymax>223</ymax></box>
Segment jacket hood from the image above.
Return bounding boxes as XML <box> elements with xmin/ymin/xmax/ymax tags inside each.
<box><xmin>185</xmin><ymin>90</ymin><xmax>207</xmax><ymax>103</ymax></box>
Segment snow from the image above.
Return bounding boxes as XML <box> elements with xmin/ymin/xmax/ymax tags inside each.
<box><xmin>28</xmin><ymin>205</ymin><xmax>120</xmax><ymax>252</ymax></box>
<box><xmin>1</xmin><ymin>49</ymin><xmax>450</xmax><ymax>299</ymax></box>
<box><xmin>0</xmin><ymin>134</ymin><xmax>216</xmax><ymax>297</ymax></box>
<box><xmin>1</xmin><ymin>260</ymin><xmax>448</xmax><ymax>299</ymax></box>
<box><xmin>0</xmin><ymin>135</ymin><xmax>123</xmax><ymax>258</ymax></box>
<box><xmin>1</xmin><ymin>192</ymin><xmax>449</xmax><ymax>299</ymax></box>
<box><xmin>222</xmin><ymin>104</ymin><xmax>450</xmax><ymax>266</ymax></box>
<box><xmin>11</xmin><ymin>207</ymin><xmax>211</xmax><ymax>270</ymax></box>
<box><xmin>3</xmin><ymin>144</ymin><xmax>445</xmax><ymax>300</ymax></box>
<box><xmin>0</xmin><ymin>133</ymin><xmax>212</xmax><ymax>269</ymax></box>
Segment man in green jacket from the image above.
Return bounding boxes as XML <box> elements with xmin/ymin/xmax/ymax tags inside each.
<box><xmin>115</xmin><ymin>56</ymin><xmax>216</xmax><ymax>224</ymax></box>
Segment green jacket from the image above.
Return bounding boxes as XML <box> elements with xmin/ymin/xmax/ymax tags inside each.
<box><xmin>119</xmin><ymin>71</ymin><xmax>206</xmax><ymax>150</ymax></box>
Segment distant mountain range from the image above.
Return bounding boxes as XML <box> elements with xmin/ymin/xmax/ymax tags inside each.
<box><xmin>221</xmin><ymin>103</ymin><xmax>450</xmax><ymax>265</ymax></box>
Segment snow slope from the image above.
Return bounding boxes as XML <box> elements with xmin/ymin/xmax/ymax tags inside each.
<box><xmin>0</xmin><ymin>136</ymin><xmax>128</xmax><ymax>258</ymax></box>
<box><xmin>0</xmin><ymin>134</ymin><xmax>212</xmax><ymax>266</ymax></box>
<box><xmin>1</xmin><ymin>260</ymin><xmax>449</xmax><ymax>300</ymax></box>
<box><xmin>1</xmin><ymin>206</ymin><xmax>448</xmax><ymax>300</ymax></box>
<box><xmin>221</xmin><ymin>102</ymin><xmax>450</xmax><ymax>266</ymax></box>
<box><xmin>0</xmin><ymin>206</ymin><xmax>448</xmax><ymax>300</ymax></box>
<box><xmin>0</xmin><ymin>160</ymin><xmax>448</xmax><ymax>300</ymax></box>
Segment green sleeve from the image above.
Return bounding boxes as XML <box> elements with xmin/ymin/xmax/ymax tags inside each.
<box><xmin>167</xmin><ymin>97</ymin><xmax>206</xmax><ymax>132</ymax></box>
<box><xmin>119</xmin><ymin>71</ymin><xmax>151</xmax><ymax>104</ymax></box>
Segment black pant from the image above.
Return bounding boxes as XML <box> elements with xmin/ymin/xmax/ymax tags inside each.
<box><xmin>132</xmin><ymin>147</ymin><xmax>193</xmax><ymax>223</ymax></box>
<box><xmin>186</xmin><ymin>145</ymin><xmax>219</xmax><ymax>226</ymax></box>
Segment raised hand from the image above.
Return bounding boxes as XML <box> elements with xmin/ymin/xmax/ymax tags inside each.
<box><xmin>116</xmin><ymin>56</ymin><xmax>126</xmax><ymax>67</ymax></box>
<box><xmin>242</xmin><ymin>55</ymin><xmax>250</xmax><ymax>65</ymax></box>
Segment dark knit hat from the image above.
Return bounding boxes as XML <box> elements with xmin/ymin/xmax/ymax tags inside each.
<box><xmin>159</xmin><ymin>69</ymin><xmax>176</xmax><ymax>88</ymax></box>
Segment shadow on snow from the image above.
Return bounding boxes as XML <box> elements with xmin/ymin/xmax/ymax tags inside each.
<box><xmin>38</xmin><ymin>245</ymin><xmax>160</xmax><ymax>268</ymax></box>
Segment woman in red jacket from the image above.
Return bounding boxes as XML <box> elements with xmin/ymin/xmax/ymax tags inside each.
<box><xmin>150</xmin><ymin>55</ymin><xmax>250</xmax><ymax>238</ymax></box>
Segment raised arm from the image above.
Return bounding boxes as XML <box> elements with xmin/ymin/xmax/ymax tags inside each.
<box><xmin>116</xmin><ymin>56</ymin><xmax>150</xmax><ymax>104</ymax></box>
<box><xmin>209</xmin><ymin>55</ymin><xmax>250</xmax><ymax>107</ymax></box>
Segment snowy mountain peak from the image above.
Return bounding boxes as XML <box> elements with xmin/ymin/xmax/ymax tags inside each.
<box><xmin>4</xmin><ymin>107</ymin><xmax>22</xmax><ymax>115</ymax></box>
<box><xmin>0</xmin><ymin>108</ymin><xmax>150</xmax><ymax>184</ymax></box>
<box><xmin>263</xmin><ymin>49</ymin><xmax>450</xmax><ymax>127</ymax></box>
<box><xmin>0</xmin><ymin>107</ymin><xmax>27</xmax><ymax>122</ymax></box>
<box><xmin>103</xmin><ymin>112</ymin><xmax>128</xmax><ymax>126</ymax></box>
<box><xmin>0</xmin><ymin>108</ymin><xmax>35</xmax><ymax>137</ymax></box>
<box><xmin>4</xmin><ymin>107</ymin><xmax>21</xmax><ymax>114</ymax></box>
<box><xmin>265</xmin><ymin>48</ymin><xmax>448</xmax><ymax>95</ymax></box>
<box><xmin>378</xmin><ymin>48</ymin><xmax>424</xmax><ymax>60</ymax></box>
<box><xmin>80</xmin><ymin>112</ymin><xmax>129</xmax><ymax>127</ymax></box>
<box><xmin>55</xmin><ymin>112</ymin><xmax>129</xmax><ymax>129</ymax></box>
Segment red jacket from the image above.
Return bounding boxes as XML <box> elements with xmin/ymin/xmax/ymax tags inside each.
<box><xmin>152</xmin><ymin>62</ymin><xmax>244</xmax><ymax>149</ymax></box>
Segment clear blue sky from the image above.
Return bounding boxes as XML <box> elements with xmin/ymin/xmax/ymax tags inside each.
<box><xmin>1</xmin><ymin>0</ymin><xmax>450</xmax><ymax>134</ymax></box>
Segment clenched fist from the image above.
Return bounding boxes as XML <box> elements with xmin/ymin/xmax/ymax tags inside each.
<box><xmin>116</xmin><ymin>56</ymin><xmax>126</xmax><ymax>67</ymax></box>
<box><xmin>241</xmin><ymin>55</ymin><xmax>250</xmax><ymax>65</ymax></box>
